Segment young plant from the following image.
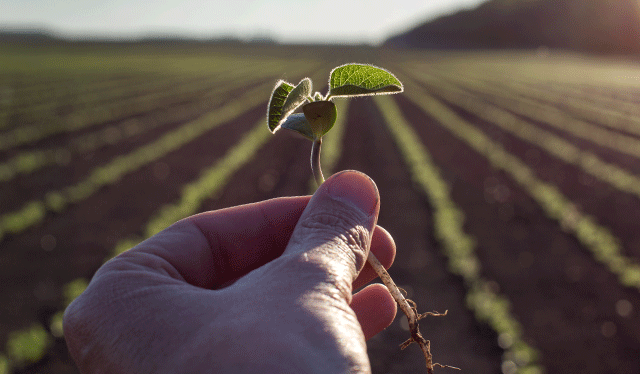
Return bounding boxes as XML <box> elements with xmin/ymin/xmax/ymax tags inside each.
<box><xmin>267</xmin><ymin>63</ymin><xmax>453</xmax><ymax>373</ymax></box>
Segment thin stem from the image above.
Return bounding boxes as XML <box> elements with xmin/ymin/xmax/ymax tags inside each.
<box><xmin>311</xmin><ymin>138</ymin><xmax>324</xmax><ymax>187</ymax></box>
<box><xmin>309</xmin><ymin>139</ymin><xmax>451</xmax><ymax>372</ymax></box>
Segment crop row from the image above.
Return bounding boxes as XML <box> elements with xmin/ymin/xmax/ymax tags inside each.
<box><xmin>0</xmin><ymin>58</ymin><xmax>288</xmax><ymax>125</ymax></box>
<box><xmin>0</xmin><ymin>73</ymin><xmax>146</xmax><ymax>111</ymax></box>
<box><xmin>403</xmin><ymin>69</ymin><xmax>640</xmax><ymax>217</ymax></box>
<box><xmin>423</xmin><ymin>64</ymin><xmax>640</xmax><ymax>154</ymax></box>
<box><xmin>428</xmin><ymin>54</ymin><xmax>640</xmax><ymax>118</ymax></box>
<box><xmin>425</xmin><ymin>53</ymin><xmax>640</xmax><ymax>100</ymax></box>
<box><xmin>0</xmin><ymin>74</ymin><xmax>122</xmax><ymax>118</ymax></box>
<box><xmin>0</xmin><ymin>68</ymin><xmax>281</xmax><ymax>152</ymax></box>
<box><xmin>446</xmin><ymin>71</ymin><xmax>640</xmax><ymax>136</ymax></box>
<box><xmin>397</xmin><ymin>74</ymin><xmax>640</xmax><ymax>291</ymax></box>
<box><xmin>0</xmin><ymin>46</ymin><xmax>299</xmax><ymax>83</ymax></box>
<box><xmin>0</xmin><ymin>61</ymin><xmax>321</xmax><ymax>204</ymax></box>
<box><xmin>0</xmin><ymin>72</ymin><xmax>283</xmax><ymax>184</ymax></box>
<box><xmin>519</xmin><ymin>79</ymin><xmax>640</xmax><ymax>116</ymax></box>
<box><xmin>1</xmin><ymin>74</ymin><xmax>189</xmax><ymax>124</ymax></box>
<box><xmin>429</xmin><ymin>67</ymin><xmax>640</xmax><ymax>145</ymax></box>
<box><xmin>0</xmin><ymin>76</ymin><xmax>217</xmax><ymax>151</ymax></box>
<box><xmin>0</xmin><ymin>80</ymin><xmax>276</xmax><ymax>242</ymax></box>
<box><xmin>403</xmin><ymin>67</ymin><xmax>640</xmax><ymax>266</ymax></box>
<box><xmin>0</xmin><ymin>116</ymin><xmax>274</xmax><ymax>372</ymax></box>
<box><xmin>0</xmin><ymin>67</ymin><xmax>325</xmax><ymax>371</ymax></box>
<box><xmin>1</xmin><ymin>69</ymin><xmax>333</xmax><ymax>371</ymax></box>
<box><xmin>0</xmin><ymin>49</ymin><xmax>312</xmax><ymax>133</ymax></box>
<box><xmin>375</xmin><ymin>95</ymin><xmax>541</xmax><ymax>374</ymax></box>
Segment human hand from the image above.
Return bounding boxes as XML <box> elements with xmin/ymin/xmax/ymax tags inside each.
<box><xmin>63</xmin><ymin>170</ymin><xmax>397</xmax><ymax>373</ymax></box>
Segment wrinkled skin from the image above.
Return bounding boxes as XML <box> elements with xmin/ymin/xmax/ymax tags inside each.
<box><xmin>64</xmin><ymin>171</ymin><xmax>397</xmax><ymax>373</ymax></box>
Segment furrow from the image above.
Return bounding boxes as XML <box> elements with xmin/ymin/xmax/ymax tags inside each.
<box><xmin>0</xmin><ymin>83</ymin><xmax>271</xmax><ymax>242</ymax></box>
<box><xmin>0</xmin><ymin>75</ymin><xmax>274</xmax><ymax>184</ymax></box>
<box><xmin>404</xmin><ymin>69</ymin><xmax>640</xmax><ymax>205</ymax></box>
<box><xmin>375</xmin><ymin>95</ymin><xmax>539</xmax><ymax>374</ymax></box>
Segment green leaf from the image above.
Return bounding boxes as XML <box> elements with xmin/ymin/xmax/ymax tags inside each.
<box><xmin>281</xmin><ymin>78</ymin><xmax>312</xmax><ymax>118</ymax></box>
<box><xmin>280</xmin><ymin>113</ymin><xmax>315</xmax><ymax>140</ymax></box>
<box><xmin>328</xmin><ymin>63</ymin><xmax>403</xmax><ymax>98</ymax></box>
<box><xmin>267</xmin><ymin>80</ymin><xmax>294</xmax><ymax>132</ymax></box>
<box><xmin>303</xmin><ymin>101</ymin><xmax>337</xmax><ymax>139</ymax></box>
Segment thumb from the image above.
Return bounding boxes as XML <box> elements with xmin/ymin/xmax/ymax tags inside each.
<box><xmin>282</xmin><ymin>170</ymin><xmax>380</xmax><ymax>300</ymax></box>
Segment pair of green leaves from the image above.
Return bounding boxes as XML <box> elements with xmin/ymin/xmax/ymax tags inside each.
<box><xmin>267</xmin><ymin>63</ymin><xmax>403</xmax><ymax>140</ymax></box>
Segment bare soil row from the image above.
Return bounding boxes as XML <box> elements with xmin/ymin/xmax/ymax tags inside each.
<box><xmin>0</xmin><ymin>104</ymin><xmax>264</xmax><ymax>348</ymax></box>
<box><xmin>441</xmin><ymin>75</ymin><xmax>640</xmax><ymax>174</ymax></box>
<box><xmin>0</xmin><ymin>79</ymin><xmax>269</xmax><ymax>213</ymax></box>
<box><xmin>340</xmin><ymin>98</ymin><xmax>504</xmax><ymax>373</ymax></box>
<box><xmin>420</xmin><ymin>78</ymin><xmax>640</xmax><ymax>264</ymax></box>
<box><xmin>6</xmin><ymin>53</ymin><xmax>640</xmax><ymax>374</ymax></box>
<box><xmin>394</xmin><ymin>94</ymin><xmax>640</xmax><ymax>373</ymax></box>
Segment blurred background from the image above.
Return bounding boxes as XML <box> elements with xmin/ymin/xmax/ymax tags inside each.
<box><xmin>3</xmin><ymin>0</ymin><xmax>640</xmax><ymax>51</ymax></box>
<box><xmin>2</xmin><ymin>0</ymin><xmax>640</xmax><ymax>373</ymax></box>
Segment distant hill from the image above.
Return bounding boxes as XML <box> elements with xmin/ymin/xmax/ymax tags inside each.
<box><xmin>0</xmin><ymin>29</ymin><xmax>63</xmax><ymax>45</ymax></box>
<box><xmin>0</xmin><ymin>28</ymin><xmax>275</xmax><ymax>46</ymax></box>
<box><xmin>384</xmin><ymin>0</ymin><xmax>640</xmax><ymax>54</ymax></box>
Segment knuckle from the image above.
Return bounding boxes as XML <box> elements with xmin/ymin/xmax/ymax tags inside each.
<box><xmin>296</xmin><ymin>209</ymin><xmax>371</xmax><ymax>270</ymax></box>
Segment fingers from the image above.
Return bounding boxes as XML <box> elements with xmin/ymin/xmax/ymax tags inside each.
<box><xmin>114</xmin><ymin>170</ymin><xmax>394</xmax><ymax>291</ymax></box>
<box><xmin>185</xmin><ymin>172</ymin><xmax>395</xmax><ymax>290</ymax></box>
<box><xmin>351</xmin><ymin>284</ymin><xmax>397</xmax><ymax>340</ymax></box>
<box><xmin>353</xmin><ymin>225</ymin><xmax>396</xmax><ymax>290</ymax></box>
<box><xmin>185</xmin><ymin>196</ymin><xmax>310</xmax><ymax>288</ymax></box>
<box><xmin>281</xmin><ymin>170</ymin><xmax>380</xmax><ymax>300</ymax></box>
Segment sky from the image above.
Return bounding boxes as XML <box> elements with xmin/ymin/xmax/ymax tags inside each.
<box><xmin>1</xmin><ymin>0</ymin><xmax>487</xmax><ymax>45</ymax></box>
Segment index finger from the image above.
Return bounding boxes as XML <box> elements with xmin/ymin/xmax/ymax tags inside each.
<box><xmin>189</xmin><ymin>196</ymin><xmax>395</xmax><ymax>290</ymax></box>
<box><xmin>188</xmin><ymin>196</ymin><xmax>311</xmax><ymax>289</ymax></box>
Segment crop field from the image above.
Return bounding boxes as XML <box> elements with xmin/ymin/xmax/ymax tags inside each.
<box><xmin>0</xmin><ymin>43</ymin><xmax>639</xmax><ymax>374</ymax></box>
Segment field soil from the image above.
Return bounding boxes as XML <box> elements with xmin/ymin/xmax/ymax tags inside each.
<box><xmin>2</xmin><ymin>48</ymin><xmax>640</xmax><ymax>374</ymax></box>
<box><xmin>340</xmin><ymin>99</ymin><xmax>503</xmax><ymax>373</ymax></box>
<box><xmin>395</xmin><ymin>94</ymin><xmax>640</xmax><ymax>373</ymax></box>
<box><xmin>4</xmin><ymin>104</ymin><xmax>266</xmax><ymax>373</ymax></box>
<box><xmin>9</xmin><ymin>93</ymin><xmax>640</xmax><ymax>374</ymax></box>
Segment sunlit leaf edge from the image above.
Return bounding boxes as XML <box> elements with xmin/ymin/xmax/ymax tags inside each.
<box><xmin>267</xmin><ymin>80</ymin><xmax>294</xmax><ymax>132</ymax></box>
<box><xmin>281</xmin><ymin>78</ymin><xmax>312</xmax><ymax>119</ymax></box>
<box><xmin>329</xmin><ymin>84</ymin><xmax>403</xmax><ymax>98</ymax></box>
<box><xmin>328</xmin><ymin>63</ymin><xmax>404</xmax><ymax>98</ymax></box>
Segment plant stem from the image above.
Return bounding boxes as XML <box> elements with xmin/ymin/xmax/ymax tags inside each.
<box><xmin>311</xmin><ymin>138</ymin><xmax>324</xmax><ymax>187</ymax></box>
<box><xmin>310</xmin><ymin>140</ymin><xmax>448</xmax><ymax>373</ymax></box>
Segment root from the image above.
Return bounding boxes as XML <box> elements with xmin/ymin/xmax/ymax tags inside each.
<box><xmin>367</xmin><ymin>252</ymin><xmax>459</xmax><ymax>373</ymax></box>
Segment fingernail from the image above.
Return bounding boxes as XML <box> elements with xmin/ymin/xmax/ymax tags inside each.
<box><xmin>327</xmin><ymin>171</ymin><xmax>379</xmax><ymax>216</ymax></box>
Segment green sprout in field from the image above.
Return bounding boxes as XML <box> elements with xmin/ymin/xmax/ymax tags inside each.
<box><xmin>267</xmin><ymin>63</ymin><xmax>455</xmax><ymax>373</ymax></box>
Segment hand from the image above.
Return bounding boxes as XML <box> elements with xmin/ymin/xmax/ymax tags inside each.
<box><xmin>63</xmin><ymin>170</ymin><xmax>397</xmax><ymax>373</ymax></box>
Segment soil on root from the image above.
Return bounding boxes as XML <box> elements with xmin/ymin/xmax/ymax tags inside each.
<box><xmin>0</xmin><ymin>105</ymin><xmax>265</xmax><ymax>350</ymax></box>
<box><xmin>395</xmin><ymin>94</ymin><xmax>640</xmax><ymax>374</ymax></box>
<box><xmin>339</xmin><ymin>98</ymin><xmax>503</xmax><ymax>373</ymax></box>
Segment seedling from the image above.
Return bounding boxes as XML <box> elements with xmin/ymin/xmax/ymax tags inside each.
<box><xmin>267</xmin><ymin>63</ymin><xmax>455</xmax><ymax>373</ymax></box>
